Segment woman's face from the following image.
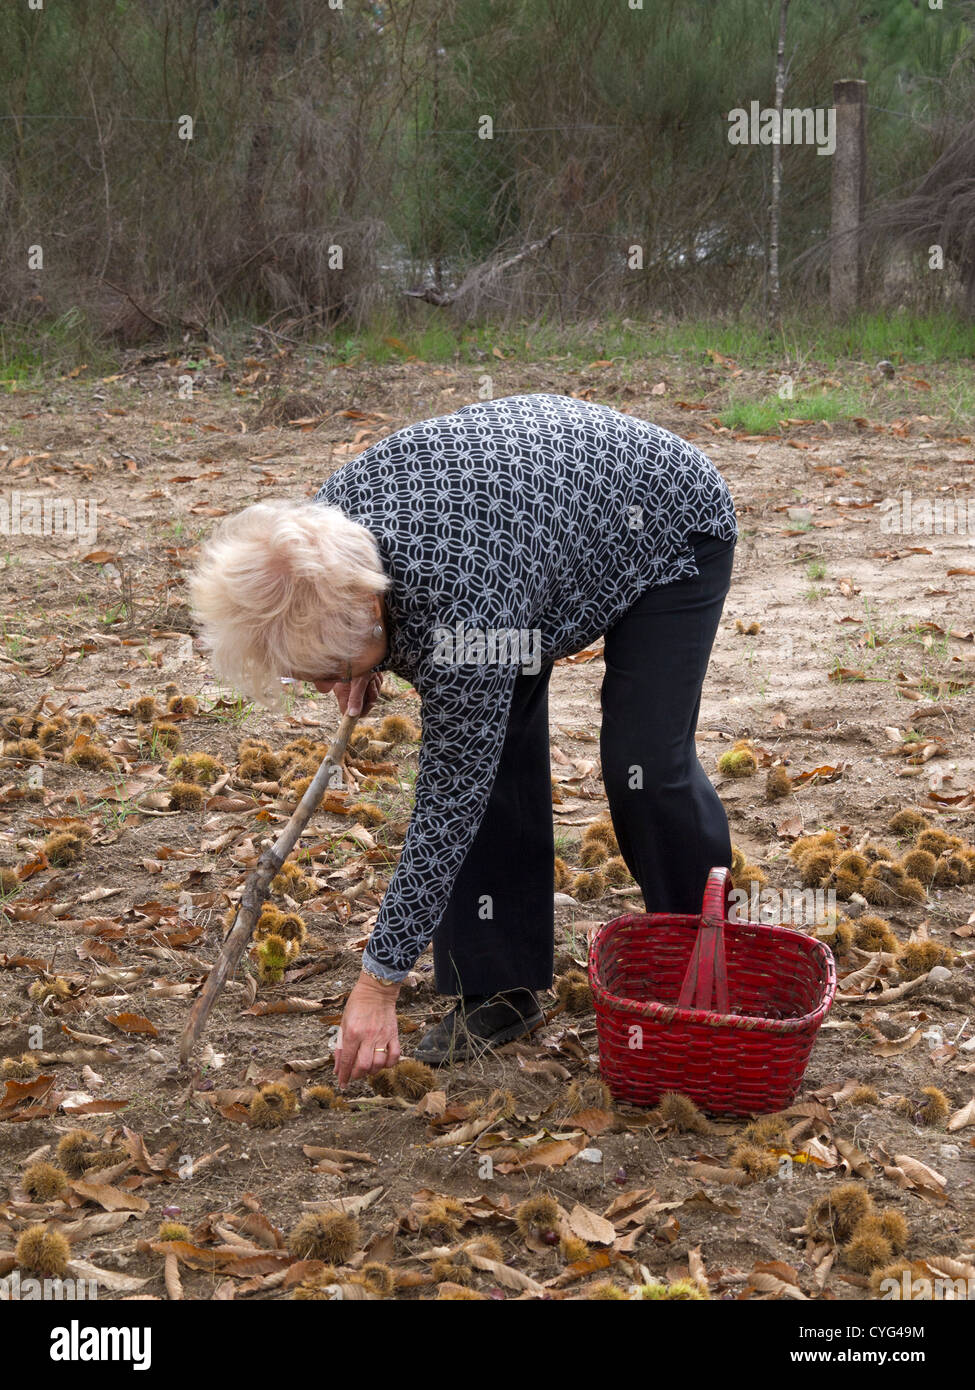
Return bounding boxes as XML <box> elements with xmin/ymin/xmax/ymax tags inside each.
<box><xmin>289</xmin><ymin>595</ymin><xmax>388</xmax><ymax>691</ymax></box>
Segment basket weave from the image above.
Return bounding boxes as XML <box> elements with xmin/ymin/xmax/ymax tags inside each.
<box><xmin>588</xmin><ymin>867</ymin><xmax>836</xmax><ymax>1116</ymax></box>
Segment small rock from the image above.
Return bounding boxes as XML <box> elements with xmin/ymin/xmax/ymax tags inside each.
<box><xmin>844</xmin><ymin>893</ymin><xmax>867</xmax><ymax>918</ymax></box>
<box><xmin>576</xmin><ymin>1147</ymin><xmax>603</xmax><ymax>1163</ymax></box>
<box><xmin>787</xmin><ymin>507</ymin><xmax>813</xmax><ymax>523</ymax></box>
<box><xmin>146</xmin><ymin>1048</ymin><xmax>165</xmax><ymax>1062</ymax></box>
<box><xmin>927</xmin><ymin>966</ymin><xmax>952</xmax><ymax>985</ymax></box>
<box><xmin>938</xmin><ymin>1144</ymin><xmax>961</xmax><ymax>1162</ymax></box>
<box><xmin>922</xmin><ymin>1026</ymin><xmax>944</xmax><ymax>1049</ymax></box>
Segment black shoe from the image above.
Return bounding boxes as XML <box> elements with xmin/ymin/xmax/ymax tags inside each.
<box><xmin>413</xmin><ymin>989</ymin><xmax>544</xmax><ymax>1065</ymax></box>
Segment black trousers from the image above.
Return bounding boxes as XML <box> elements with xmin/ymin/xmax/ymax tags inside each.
<box><xmin>433</xmin><ymin>532</ymin><xmax>736</xmax><ymax>998</ymax></box>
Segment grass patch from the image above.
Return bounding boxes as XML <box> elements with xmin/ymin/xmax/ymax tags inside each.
<box><xmin>325</xmin><ymin>310</ymin><xmax>974</xmax><ymax>372</ymax></box>
<box><xmin>4</xmin><ymin>308</ymin><xmax>972</xmax><ymax>405</ymax></box>
<box><xmin>0</xmin><ymin>309</ymin><xmax>116</xmax><ymax>387</ymax></box>
<box><xmin>718</xmin><ymin>392</ymin><xmax>862</xmax><ymax>433</ymax></box>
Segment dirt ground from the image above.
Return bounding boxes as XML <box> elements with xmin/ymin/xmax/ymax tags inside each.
<box><xmin>0</xmin><ymin>346</ymin><xmax>973</xmax><ymax>1303</ymax></box>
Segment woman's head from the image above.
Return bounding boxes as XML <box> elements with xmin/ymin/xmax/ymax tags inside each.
<box><xmin>190</xmin><ymin>499</ymin><xmax>389</xmax><ymax>706</ymax></box>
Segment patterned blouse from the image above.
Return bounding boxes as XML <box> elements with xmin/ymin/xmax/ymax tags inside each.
<box><xmin>315</xmin><ymin>393</ymin><xmax>737</xmax><ymax>981</ymax></box>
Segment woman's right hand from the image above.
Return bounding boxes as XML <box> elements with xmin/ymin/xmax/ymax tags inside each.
<box><xmin>310</xmin><ymin>670</ymin><xmax>383</xmax><ymax>717</ymax></box>
<box><xmin>334</xmin><ymin>971</ymin><xmax>402</xmax><ymax>1088</ymax></box>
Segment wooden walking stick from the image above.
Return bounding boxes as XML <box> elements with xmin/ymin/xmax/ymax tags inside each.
<box><xmin>179</xmin><ymin>712</ymin><xmax>357</xmax><ymax>1065</ymax></box>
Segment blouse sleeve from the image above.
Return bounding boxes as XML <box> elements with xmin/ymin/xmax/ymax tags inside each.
<box><xmin>361</xmin><ymin>649</ymin><xmax>522</xmax><ymax>982</ymax></box>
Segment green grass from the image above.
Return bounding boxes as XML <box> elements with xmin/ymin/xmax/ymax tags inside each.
<box><xmin>327</xmin><ymin>310</ymin><xmax>974</xmax><ymax>371</ymax></box>
<box><xmin>3</xmin><ymin>307</ymin><xmax>972</xmax><ymax>386</ymax></box>
<box><xmin>202</xmin><ymin>693</ymin><xmax>254</xmax><ymax>727</ymax></box>
<box><xmin>0</xmin><ymin>308</ymin><xmax>116</xmax><ymax>387</ymax></box>
<box><xmin>719</xmin><ymin>392</ymin><xmax>850</xmax><ymax>432</ymax></box>
<box><xmin>646</xmin><ymin>311</ymin><xmax>975</xmax><ymax>368</ymax></box>
<box><xmin>718</xmin><ymin>367</ymin><xmax>975</xmax><ymax>431</ymax></box>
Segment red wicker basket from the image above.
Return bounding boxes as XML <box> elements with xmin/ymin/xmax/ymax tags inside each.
<box><xmin>588</xmin><ymin>867</ymin><xmax>836</xmax><ymax>1116</ymax></box>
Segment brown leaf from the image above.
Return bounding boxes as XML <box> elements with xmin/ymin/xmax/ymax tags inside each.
<box><xmin>571</xmin><ymin>1107</ymin><xmax>615</xmax><ymax>1137</ymax></box>
<box><xmin>747</xmin><ymin>1260</ymin><xmax>807</xmax><ymax>1300</ymax></box>
<box><xmin>65</xmin><ymin>1260</ymin><xmax>148</xmax><ymax>1293</ymax></box>
<box><xmin>0</xmin><ymin>1074</ymin><xmax>57</xmax><ymax>1112</ymax></box>
<box><xmin>62</xmin><ymin>1098</ymin><xmax>130</xmax><ymax>1115</ymax></box>
<box><xmin>150</xmin><ymin>1240</ymin><xmax>291</xmax><ymax>1276</ymax></box>
<box><xmin>164</xmin><ymin>1251</ymin><xmax>183</xmax><ymax>1300</ymax></box>
<box><xmin>299</xmin><ymin>1187</ymin><xmax>382</xmax><ymax>1218</ymax></box>
<box><xmin>302</xmin><ymin>1146</ymin><xmax>376</xmax><ymax>1165</ymax></box>
<box><xmin>241</xmin><ymin>998</ymin><xmax>322</xmax><ymax>1015</ymax></box>
<box><xmin>680</xmin><ymin>1190</ymin><xmax>742</xmax><ymax>1215</ymax></box>
<box><xmin>602</xmin><ymin>1188</ymin><xmax>659</xmax><ymax>1224</ymax></box>
<box><xmin>106</xmin><ymin>1012</ymin><xmax>158</xmax><ymax>1036</ymax></box>
<box><xmin>427</xmin><ymin>1115</ymin><xmax>499</xmax><ymax>1148</ymax></box>
<box><xmin>413</xmin><ymin>1089</ymin><xmax>446</xmax><ymax>1118</ymax></box>
<box><xmin>683</xmin><ymin>1161</ymin><xmax>749</xmax><ymax>1186</ymax></box>
<box><xmin>687</xmin><ymin>1245</ymin><xmax>708</xmax><ymax>1290</ymax></box>
<box><xmin>72</xmin><ymin>1180</ymin><xmax>148</xmax><ymax>1213</ymax></box>
<box><xmin>221</xmin><ymin>1212</ymin><xmax>286</xmax><ymax>1250</ymax></box>
<box><xmin>493</xmin><ymin>1135</ymin><xmax>587</xmax><ymax>1173</ymax></box>
<box><xmin>871</xmin><ymin>1025</ymin><xmax>925</xmax><ymax>1056</ymax></box>
<box><xmin>567</xmin><ymin>1203</ymin><xmax>616</xmax><ymax>1246</ymax></box>
<box><xmin>549</xmin><ymin>1250</ymin><xmax>618</xmax><ymax>1286</ymax></box>
<box><xmin>467</xmin><ymin>1252</ymin><xmax>547</xmax><ymax>1294</ymax></box>
<box><xmin>883</xmin><ymin>1153</ymin><xmax>948</xmax><ymax>1201</ymax></box>
<box><xmin>947</xmin><ymin>1097</ymin><xmax>975</xmax><ymax>1133</ymax></box>
<box><xmin>834</xmin><ymin>1137</ymin><xmax>873</xmax><ymax>1178</ymax></box>
<box><xmin>58</xmin><ymin>1211</ymin><xmax>138</xmax><ymax>1240</ymax></box>
<box><xmin>655</xmin><ymin>1215</ymin><xmax>681</xmax><ymax>1244</ymax></box>
<box><xmin>812</xmin><ymin>1078</ymin><xmax>861</xmax><ymax>1105</ymax></box>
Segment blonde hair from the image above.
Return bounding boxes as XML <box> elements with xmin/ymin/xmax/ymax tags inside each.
<box><xmin>189</xmin><ymin>499</ymin><xmax>389</xmax><ymax>706</ymax></box>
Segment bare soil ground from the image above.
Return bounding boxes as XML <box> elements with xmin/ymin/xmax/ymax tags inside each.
<box><xmin>1</xmin><ymin>348</ymin><xmax>973</xmax><ymax>1302</ymax></box>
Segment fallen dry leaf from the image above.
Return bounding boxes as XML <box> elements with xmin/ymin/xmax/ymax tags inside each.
<box><xmin>72</xmin><ymin>1180</ymin><xmax>148</xmax><ymax>1213</ymax></box>
<box><xmin>164</xmin><ymin>1251</ymin><xmax>183</xmax><ymax>1300</ymax></box>
<box><xmin>947</xmin><ymin>1097</ymin><xmax>975</xmax><ymax>1133</ymax></box>
<box><xmin>66</xmin><ymin>1260</ymin><xmax>148</xmax><ymax>1293</ymax></box>
<box><xmin>493</xmin><ymin>1135</ymin><xmax>587</xmax><ymax>1174</ymax></box>
<box><xmin>566</xmin><ymin>1203</ymin><xmax>616</xmax><ymax>1246</ymax></box>
<box><xmin>106</xmin><ymin>1012</ymin><xmax>158</xmax><ymax>1037</ymax></box>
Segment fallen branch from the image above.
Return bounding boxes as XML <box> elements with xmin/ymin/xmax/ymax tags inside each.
<box><xmin>179</xmin><ymin>713</ymin><xmax>357</xmax><ymax>1065</ymax></box>
<box><xmin>403</xmin><ymin>227</ymin><xmax>562</xmax><ymax>306</ymax></box>
<box><xmin>100</xmin><ymin>279</ymin><xmax>169</xmax><ymax>332</ymax></box>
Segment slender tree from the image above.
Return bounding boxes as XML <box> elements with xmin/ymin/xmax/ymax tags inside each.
<box><xmin>768</xmin><ymin>0</ymin><xmax>791</xmax><ymax>326</ymax></box>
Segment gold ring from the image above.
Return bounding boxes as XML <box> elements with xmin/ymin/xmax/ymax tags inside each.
<box><xmin>374</xmin><ymin>1046</ymin><xmax>388</xmax><ymax>1052</ymax></box>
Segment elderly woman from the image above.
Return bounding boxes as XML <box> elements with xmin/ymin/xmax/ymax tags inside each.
<box><xmin>191</xmin><ymin>392</ymin><xmax>737</xmax><ymax>1087</ymax></box>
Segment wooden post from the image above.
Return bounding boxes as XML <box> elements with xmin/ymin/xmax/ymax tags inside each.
<box><xmin>830</xmin><ymin>79</ymin><xmax>867</xmax><ymax>317</ymax></box>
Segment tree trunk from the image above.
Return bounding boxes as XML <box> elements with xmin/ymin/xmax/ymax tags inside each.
<box><xmin>768</xmin><ymin>0</ymin><xmax>791</xmax><ymax>328</ymax></box>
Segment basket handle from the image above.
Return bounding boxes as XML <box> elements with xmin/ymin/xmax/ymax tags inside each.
<box><xmin>677</xmin><ymin>867</ymin><xmax>731</xmax><ymax>1014</ymax></box>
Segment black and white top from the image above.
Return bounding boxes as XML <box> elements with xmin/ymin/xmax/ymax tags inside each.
<box><xmin>315</xmin><ymin>393</ymin><xmax>737</xmax><ymax>980</ymax></box>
